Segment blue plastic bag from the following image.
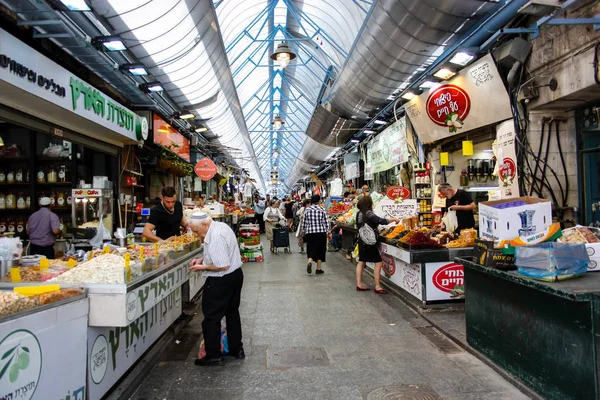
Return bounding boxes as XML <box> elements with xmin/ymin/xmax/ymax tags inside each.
<box><xmin>516</xmin><ymin>242</ymin><xmax>589</xmax><ymax>282</ymax></box>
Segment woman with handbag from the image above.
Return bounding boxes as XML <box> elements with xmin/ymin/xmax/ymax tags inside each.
<box><xmin>356</xmin><ymin>195</ymin><xmax>399</xmax><ymax>293</ymax></box>
<box><xmin>264</xmin><ymin>200</ymin><xmax>286</xmax><ymax>252</ymax></box>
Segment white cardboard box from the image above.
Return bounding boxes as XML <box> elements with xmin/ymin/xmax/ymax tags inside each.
<box><xmin>207</xmin><ymin>203</ymin><xmax>225</xmax><ymax>216</ymax></box>
<box><xmin>478</xmin><ymin>196</ymin><xmax>552</xmax><ymax>241</ymax></box>
<box><xmin>584</xmin><ymin>243</ymin><xmax>600</xmax><ymax>272</ymax></box>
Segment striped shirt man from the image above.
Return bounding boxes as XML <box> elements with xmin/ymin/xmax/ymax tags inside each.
<box><xmin>202</xmin><ymin>221</ymin><xmax>243</xmax><ymax>278</ymax></box>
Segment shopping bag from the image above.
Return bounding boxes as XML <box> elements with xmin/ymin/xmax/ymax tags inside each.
<box><xmin>443</xmin><ymin>210</ymin><xmax>458</xmax><ymax>234</ymax></box>
<box><xmin>197</xmin><ymin>327</ymin><xmax>229</xmax><ymax>358</ymax></box>
<box><xmin>516</xmin><ymin>242</ymin><xmax>589</xmax><ymax>282</ymax></box>
<box><xmin>353</xmin><ymin>244</ymin><xmax>359</xmax><ymax>260</ymax></box>
<box><xmin>90</xmin><ymin>215</ymin><xmax>109</xmax><ymax>249</ymax></box>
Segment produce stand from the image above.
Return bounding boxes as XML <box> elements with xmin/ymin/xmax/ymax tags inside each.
<box><xmin>336</xmin><ymin>223</ymin><xmax>357</xmax><ymax>253</ymax></box>
<box><xmin>0</xmin><ymin>291</ymin><xmax>88</xmax><ymax>400</ymax></box>
<box><xmin>373</xmin><ymin>242</ymin><xmax>472</xmax><ymax>304</ymax></box>
<box><xmin>460</xmin><ymin>258</ymin><xmax>600</xmax><ymax>400</ymax></box>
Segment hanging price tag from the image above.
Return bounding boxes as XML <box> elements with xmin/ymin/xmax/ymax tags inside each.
<box><xmin>103</xmin><ymin>245</ymin><xmax>110</xmax><ymax>254</ymax></box>
<box><xmin>154</xmin><ymin>243</ymin><xmax>159</xmax><ymax>257</ymax></box>
<box><xmin>140</xmin><ymin>247</ymin><xmax>144</xmax><ymax>261</ymax></box>
<box><xmin>40</xmin><ymin>257</ymin><xmax>49</xmax><ymax>273</ymax></box>
<box><xmin>88</xmin><ymin>251</ymin><xmax>93</xmax><ymax>261</ymax></box>
<box><xmin>124</xmin><ymin>253</ymin><xmax>131</xmax><ymax>282</ymax></box>
<box><xmin>66</xmin><ymin>258</ymin><xmax>77</xmax><ymax>269</ymax></box>
<box><xmin>10</xmin><ymin>267</ymin><xmax>21</xmax><ymax>283</ymax></box>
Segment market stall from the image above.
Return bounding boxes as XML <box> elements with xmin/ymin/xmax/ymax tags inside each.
<box><xmin>0</xmin><ymin>289</ymin><xmax>88</xmax><ymax>399</ymax></box>
<box><xmin>0</xmin><ymin>234</ymin><xmax>204</xmax><ymax>400</ymax></box>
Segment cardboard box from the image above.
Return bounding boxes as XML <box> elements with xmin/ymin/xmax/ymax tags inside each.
<box><xmin>478</xmin><ymin>196</ymin><xmax>552</xmax><ymax>241</ymax></box>
<box><xmin>584</xmin><ymin>243</ymin><xmax>600</xmax><ymax>272</ymax></box>
<box><xmin>473</xmin><ymin>239</ymin><xmax>516</xmax><ymax>271</ymax></box>
<box><xmin>206</xmin><ymin>203</ymin><xmax>225</xmax><ymax>216</ymax></box>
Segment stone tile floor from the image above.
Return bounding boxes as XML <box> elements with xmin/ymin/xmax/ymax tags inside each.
<box><xmin>130</xmin><ymin>234</ymin><xmax>529</xmax><ymax>400</ymax></box>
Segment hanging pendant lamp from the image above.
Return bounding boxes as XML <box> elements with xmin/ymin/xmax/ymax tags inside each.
<box><xmin>270</xmin><ymin>42</ymin><xmax>296</xmax><ymax>69</ymax></box>
<box><xmin>271</xmin><ymin>115</ymin><xmax>285</xmax><ymax>130</ymax></box>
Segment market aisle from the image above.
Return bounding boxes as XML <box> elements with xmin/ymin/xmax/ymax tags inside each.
<box><xmin>130</xmin><ymin>233</ymin><xmax>528</xmax><ymax>400</ymax></box>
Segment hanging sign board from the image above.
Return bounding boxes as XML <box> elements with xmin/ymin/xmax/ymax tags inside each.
<box><xmin>194</xmin><ymin>158</ymin><xmax>218</xmax><ymax>181</ymax></box>
<box><xmin>344</xmin><ymin>162</ymin><xmax>359</xmax><ymax>181</ymax></box>
<box><xmin>367</xmin><ymin>118</ymin><xmax>410</xmax><ymax>174</ymax></box>
<box><xmin>405</xmin><ymin>54</ymin><xmax>513</xmax><ymax>143</ymax></box>
<box><xmin>153</xmin><ymin>114</ymin><xmax>191</xmax><ymax>161</ymax></box>
<box><xmin>495</xmin><ymin>119</ymin><xmax>519</xmax><ymax>198</ymax></box>
<box><xmin>386</xmin><ymin>186</ymin><xmax>411</xmax><ymax>200</ymax></box>
<box><xmin>374</xmin><ymin>199</ymin><xmax>419</xmax><ymax>220</ymax></box>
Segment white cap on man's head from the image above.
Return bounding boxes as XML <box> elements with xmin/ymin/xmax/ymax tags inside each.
<box><xmin>39</xmin><ymin>197</ymin><xmax>52</xmax><ymax>206</ymax></box>
<box><xmin>191</xmin><ymin>212</ymin><xmax>209</xmax><ymax>220</ymax></box>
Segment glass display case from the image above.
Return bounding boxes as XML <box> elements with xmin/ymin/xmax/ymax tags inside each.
<box><xmin>71</xmin><ymin>189</ymin><xmax>113</xmax><ymax>232</ymax></box>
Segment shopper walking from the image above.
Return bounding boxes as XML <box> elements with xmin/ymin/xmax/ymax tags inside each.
<box><xmin>264</xmin><ymin>199</ymin><xmax>285</xmax><ymax>252</ymax></box>
<box><xmin>355</xmin><ymin>195</ymin><xmax>399</xmax><ymax>293</ymax></box>
<box><xmin>284</xmin><ymin>197</ymin><xmax>295</xmax><ymax>229</ymax></box>
<box><xmin>189</xmin><ymin>212</ymin><xmax>244</xmax><ymax>367</ymax></box>
<box><xmin>27</xmin><ymin>197</ymin><xmax>61</xmax><ymax>259</ymax></box>
<box><xmin>295</xmin><ymin>199</ymin><xmax>310</xmax><ymax>253</ymax></box>
<box><xmin>253</xmin><ymin>195</ymin><xmax>266</xmax><ymax>233</ymax></box>
<box><xmin>301</xmin><ymin>195</ymin><xmax>328</xmax><ymax>275</ymax></box>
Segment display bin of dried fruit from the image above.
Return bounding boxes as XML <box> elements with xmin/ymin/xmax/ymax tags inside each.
<box><xmin>0</xmin><ymin>288</ymin><xmax>88</xmax><ymax>398</ymax></box>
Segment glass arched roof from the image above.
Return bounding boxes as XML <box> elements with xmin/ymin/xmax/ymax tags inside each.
<box><xmin>215</xmin><ymin>0</ymin><xmax>370</xmax><ymax>195</ymax></box>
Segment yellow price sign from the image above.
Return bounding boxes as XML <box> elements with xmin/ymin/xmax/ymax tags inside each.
<box><xmin>40</xmin><ymin>257</ymin><xmax>49</xmax><ymax>273</ymax></box>
<box><xmin>154</xmin><ymin>243</ymin><xmax>159</xmax><ymax>257</ymax></box>
<box><xmin>103</xmin><ymin>245</ymin><xmax>110</xmax><ymax>254</ymax></box>
<box><xmin>10</xmin><ymin>267</ymin><xmax>21</xmax><ymax>283</ymax></box>
<box><xmin>124</xmin><ymin>253</ymin><xmax>131</xmax><ymax>282</ymax></box>
<box><xmin>66</xmin><ymin>259</ymin><xmax>77</xmax><ymax>269</ymax></box>
<box><xmin>140</xmin><ymin>247</ymin><xmax>144</xmax><ymax>261</ymax></box>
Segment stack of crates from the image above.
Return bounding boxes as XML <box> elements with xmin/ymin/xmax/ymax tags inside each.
<box><xmin>238</xmin><ymin>223</ymin><xmax>263</xmax><ymax>262</ymax></box>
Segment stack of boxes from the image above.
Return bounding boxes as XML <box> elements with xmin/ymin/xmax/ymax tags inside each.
<box><xmin>238</xmin><ymin>224</ymin><xmax>263</xmax><ymax>262</ymax></box>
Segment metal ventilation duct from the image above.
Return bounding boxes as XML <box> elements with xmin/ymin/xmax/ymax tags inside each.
<box><xmin>326</xmin><ymin>0</ymin><xmax>503</xmax><ymax>120</ymax></box>
<box><xmin>285</xmin><ymin>104</ymin><xmax>359</xmax><ymax>187</ymax></box>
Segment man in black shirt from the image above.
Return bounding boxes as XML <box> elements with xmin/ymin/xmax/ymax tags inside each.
<box><xmin>143</xmin><ymin>186</ymin><xmax>188</xmax><ymax>242</ymax></box>
<box><xmin>439</xmin><ymin>183</ymin><xmax>476</xmax><ymax>233</ymax></box>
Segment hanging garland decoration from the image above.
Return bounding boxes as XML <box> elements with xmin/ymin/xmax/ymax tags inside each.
<box><xmin>156</xmin><ymin>147</ymin><xmax>194</xmax><ymax>177</ymax></box>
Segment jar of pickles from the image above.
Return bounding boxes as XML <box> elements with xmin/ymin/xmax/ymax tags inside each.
<box><xmin>6</xmin><ymin>193</ymin><xmax>16</xmax><ymax>210</ymax></box>
<box><xmin>6</xmin><ymin>169</ymin><xmax>14</xmax><ymax>185</ymax></box>
<box><xmin>16</xmin><ymin>193</ymin><xmax>26</xmax><ymax>210</ymax></box>
<box><xmin>47</xmin><ymin>165</ymin><xmax>58</xmax><ymax>183</ymax></box>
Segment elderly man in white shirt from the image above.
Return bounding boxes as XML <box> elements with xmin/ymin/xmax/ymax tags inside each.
<box><xmin>189</xmin><ymin>212</ymin><xmax>244</xmax><ymax>367</ymax></box>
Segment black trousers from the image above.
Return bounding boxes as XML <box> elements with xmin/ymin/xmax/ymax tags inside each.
<box><xmin>30</xmin><ymin>243</ymin><xmax>55</xmax><ymax>259</ymax></box>
<box><xmin>202</xmin><ymin>268</ymin><xmax>244</xmax><ymax>358</ymax></box>
<box><xmin>255</xmin><ymin>213</ymin><xmax>265</xmax><ymax>233</ymax></box>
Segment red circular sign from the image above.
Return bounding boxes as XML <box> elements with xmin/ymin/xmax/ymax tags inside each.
<box><xmin>382</xmin><ymin>253</ymin><xmax>396</xmax><ymax>276</ymax></box>
<box><xmin>499</xmin><ymin>157</ymin><xmax>516</xmax><ymax>181</ymax></box>
<box><xmin>194</xmin><ymin>158</ymin><xmax>218</xmax><ymax>181</ymax></box>
<box><xmin>432</xmin><ymin>262</ymin><xmax>464</xmax><ymax>293</ymax></box>
<box><xmin>386</xmin><ymin>186</ymin><xmax>411</xmax><ymax>200</ymax></box>
<box><xmin>426</xmin><ymin>84</ymin><xmax>471</xmax><ymax>127</ymax></box>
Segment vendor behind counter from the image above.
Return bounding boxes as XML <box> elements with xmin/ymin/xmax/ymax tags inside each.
<box><xmin>143</xmin><ymin>186</ymin><xmax>188</xmax><ymax>242</ymax></box>
<box><xmin>439</xmin><ymin>183</ymin><xmax>476</xmax><ymax>233</ymax></box>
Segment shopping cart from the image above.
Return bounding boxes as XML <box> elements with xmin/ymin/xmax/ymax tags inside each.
<box><xmin>271</xmin><ymin>226</ymin><xmax>291</xmax><ymax>254</ymax></box>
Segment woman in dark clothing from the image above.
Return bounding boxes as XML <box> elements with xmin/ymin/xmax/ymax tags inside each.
<box><xmin>284</xmin><ymin>198</ymin><xmax>295</xmax><ymax>229</ymax></box>
<box><xmin>356</xmin><ymin>195</ymin><xmax>399</xmax><ymax>294</ymax></box>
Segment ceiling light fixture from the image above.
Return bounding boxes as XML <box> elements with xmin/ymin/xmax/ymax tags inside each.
<box><xmin>374</xmin><ymin>120</ymin><xmax>387</xmax><ymax>125</ymax></box>
<box><xmin>449</xmin><ymin>51</ymin><xmax>475</xmax><ymax>66</ymax></box>
<box><xmin>270</xmin><ymin>42</ymin><xmax>296</xmax><ymax>69</ymax></box>
<box><xmin>363</xmin><ymin>129</ymin><xmax>374</xmax><ymax>134</ymax></box>
<box><xmin>401</xmin><ymin>90</ymin><xmax>418</xmax><ymax>101</ymax></box>
<box><xmin>140</xmin><ymin>82</ymin><xmax>164</xmax><ymax>93</ymax></box>
<box><xmin>271</xmin><ymin>115</ymin><xmax>285</xmax><ymax>130</ymax></box>
<box><xmin>419</xmin><ymin>80</ymin><xmax>441</xmax><ymax>90</ymax></box>
<box><xmin>178</xmin><ymin>110</ymin><xmax>195</xmax><ymax>120</ymax></box>
<box><xmin>433</xmin><ymin>67</ymin><xmax>456</xmax><ymax>80</ymax></box>
<box><xmin>59</xmin><ymin>0</ymin><xmax>91</xmax><ymax>11</ymax></box>
<box><xmin>273</xmin><ymin>148</ymin><xmax>280</xmax><ymax>158</ymax></box>
<box><xmin>91</xmin><ymin>36</ymin><xmax>127</xmax><ymax>52</ymax></box>
<box><xmin>120</xmin><ymin>64</ymin><xmax>148</xmax><ymax>76</ymax></box>
<box><xmin>195</xmin><ymin>126</ymin><xmax>208</xmax><ymax>133</ymax></box>
<box><xmin>350</xmin><ymin>138</ymin><xmax>360</xmax><ymax>143</ymax></box>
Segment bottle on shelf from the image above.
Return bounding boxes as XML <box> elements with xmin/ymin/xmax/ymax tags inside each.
<box><xmin>16</xmin><ymin>193</ymin><xmax>26</xmax><ymax>210</ymax></box>
<box><xmin>0</xmin><ymin>193</ymin><xmax>5</xmax><ymax>210</ymax></box>
<box><xmin>57</xmin><ymin>191</ymin><xmax>66</xmax><ymax>208</ymax></box>
<box><xmin>25</xmin><ymin>194</ymin><xmax>30</xmax><ymax>209</ymax></box>
<box><xmin>425</xmin><ymin>171</ymin><xmax>430</xmax><ymax>184</ymax></box>
<box><xmin>6</xmin><ymin>169</ymin><xmax>14</xmax><ymax>185</ymax></box>
<box><xmin>47</xmin><ymin>165</ymin><xmax>57</xmax><ymax>183</ymax></box>
<box><xmin>6</xmin><ymin>219</ymin><xmax>15</xmax><ymax>235</ymax></box>
<box><xmin>58</xmin><ymin>165</ymin><xmax>67</xmax><ymax>183</ymax></box>
<box><xmin>16</xmin><ymin>219</ymin><xmax>24</xmax><ymax>237</ymax></box>
<box><xmin>49</xmin><ymin>191</ymin><xmax>56</xmax><ymax>207</ymax></box>
<box><xmin>0</xmin><ymin>219</ymin><xmax>7</xmax><ymax>234</ymax></box>
<box><xmin>37</xmin><ymin>166</ymin><xmax>46</xmax><ymax>183</ymax></box>
<box><xmin>15</xmin><ymin>168</ymin><xmax>23</xmax><ymax>184</ymax></box>
<box><xmin>0</xmin><ymin>169</ymin><xmax>6</xmax><ymax>185</ymax></box>
<box><xmin>6</xmin><ymin>193</ymin><xmax>16</xmax><ymax>210</ymax></box>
